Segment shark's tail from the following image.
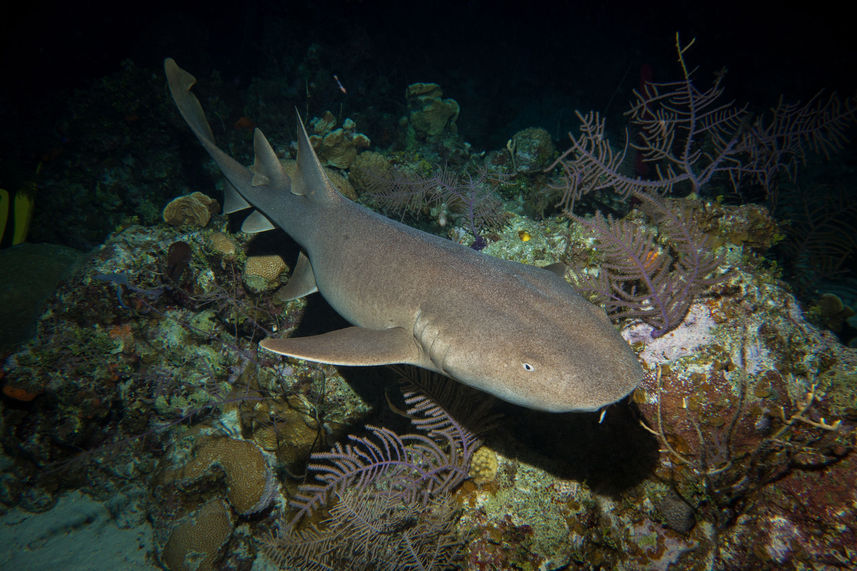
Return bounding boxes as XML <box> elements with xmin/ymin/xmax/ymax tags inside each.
<box><xmin>164</xmin><ymin>58</ymin><xmax>254</xmax><ymax>217</ymax></box>
<box><xmin>165</xmin><ymin>58</ymin><xmax>339</xmax><ymax>236</ymax></box>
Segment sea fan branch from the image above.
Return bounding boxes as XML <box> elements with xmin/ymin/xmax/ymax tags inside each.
<box><xmin>572</xmin><ymin>192</ymin><xmax>724</xmax><ymax>336</ymax></box>
<box><xmin>548</xmin><ymin>33</ymin><xmax>856</xmax><ymax>211</ymax></box>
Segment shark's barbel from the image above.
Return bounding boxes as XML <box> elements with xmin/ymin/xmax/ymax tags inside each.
<box><xmin>164</xmin><ymin>58</ymin><xmax>643</xmax><ymax>412</ymax></box>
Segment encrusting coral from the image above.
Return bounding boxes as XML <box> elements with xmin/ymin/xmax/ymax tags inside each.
<box><xmin>162</xmin><ymin>191</ymin><xmax>219</xmax><ymax>228</ymax></box>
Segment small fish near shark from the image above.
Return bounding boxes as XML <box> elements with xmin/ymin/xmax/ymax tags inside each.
<box><xmin>164</xmin><ymin>59</ymin><xmax>643</xmax><ymax>413</ymax></box>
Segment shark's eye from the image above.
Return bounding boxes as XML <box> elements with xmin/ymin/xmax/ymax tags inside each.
<box><xmin>522</xmin><ymin>362</ymin><xmax>535</xmax><ymax>372</ymax></box>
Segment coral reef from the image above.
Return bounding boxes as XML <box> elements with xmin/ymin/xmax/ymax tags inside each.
<box><xmin>0</xmin><ymin>214</ymin><xmax>373</xmax><ymax>564</ymax></box>
<box><xmin>1</xmin><ymin>34</ymin><xmax>855</xmax><ymax>571</ymax></box>
<box><xmin>2</xmin><ymin>145</ymin><xmax>855</xmax><ymax>569</ymax></box>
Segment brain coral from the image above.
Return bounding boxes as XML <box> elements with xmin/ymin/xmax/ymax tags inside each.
<box><xmin>243</xmin><ymin>255</ymin><xmax>288</xmax><ymax>294</ymax></box>
<box><xmin>177</xmin><ymin>437</ymin><xmax>277</xmax><ymax>515</ymax></box>
<box><xmin>162</xmin><ymin>498</ymin><xmax>233</xmax><ymax>571</ymax></box>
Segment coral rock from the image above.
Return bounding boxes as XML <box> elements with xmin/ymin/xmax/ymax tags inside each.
<box><xmin>178</xmin><ymin>437</ymin><xmax>277</xmax><ymax>515</ymax></box>
<box><xmin>162</xmin><ymin>498</ymin><xmax>233</xmax><ymax>571</ymax></box>
<box><xmin>509</xmin><ymin>127</ymin><xmax>556</xmax><ymax>173</ymax></box>
<box><xmin>406</xmin><ymin>82</ymin><xmax>460</xmax><ymax>141</ymax></box>
<box><xmin>469</xmin><ymin>446</ymin><xmax>499</xmax><ymax>485</ymax></box>
<box><xmin>207</xmin><ymin>232</ymin><xmax>238</xmax><ymax>260</ymax></box>
<box><xmin>163</xmin><ymin>192</ymin><xmax>219</xmax><ymax>228</ymax></box>
<box><xmin>348</xmin><ymin>151</ymin><xmax>392</xmax><ymax>196</ymax></box>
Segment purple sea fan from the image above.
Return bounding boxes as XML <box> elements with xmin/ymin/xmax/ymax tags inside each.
<box><xmin>547</xmin><ymin>33</ymin><xmax>856</xmax><ymax>213</ymax></box>
<box><xmin>572</xmin><ymin>191</ymin><xmax>724</xmax><ymax>337</ymax></box>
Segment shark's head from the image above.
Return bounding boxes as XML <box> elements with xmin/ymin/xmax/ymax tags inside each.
<box><xmin>429</xmin><ymin>274</ymin><xmax>644</xmax><ymax>413</ymax></box>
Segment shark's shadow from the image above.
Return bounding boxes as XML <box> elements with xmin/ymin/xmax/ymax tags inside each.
<box><xmin>343</xmin><ymin>361</ymin><xmax>656</xmax><ymax>496</ymax></box>
<box><xmin>487</xmin><ymin>398</ymin><xmax>659</xmax><ymax>496</ymax></box>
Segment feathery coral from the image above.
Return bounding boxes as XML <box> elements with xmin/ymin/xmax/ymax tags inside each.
<box><xmin>260</xmin><ymin>369</ymin><xmax>495</xmax><ymax>569</ymax></box>
<box><xmin>572</xmin><ymin>192</ymin><xmax>723</xmax><ymax>337</ymax></box>
<box><xmin>547</xmin><ymin>33</ymin><xmax>856</xmax><ymax>212</ymax></box>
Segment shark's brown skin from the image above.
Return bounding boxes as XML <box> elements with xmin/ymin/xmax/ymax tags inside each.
<box><xmin>165</xmin><ymin>58</ymin><xmax>643</xmax><ymax>412</ymax></box>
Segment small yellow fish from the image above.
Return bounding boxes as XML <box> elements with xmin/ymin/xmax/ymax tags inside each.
<box><xmin>518</xmin><ymin>230</ymin><xmax>531</xmax><ymax>242</ymax></box>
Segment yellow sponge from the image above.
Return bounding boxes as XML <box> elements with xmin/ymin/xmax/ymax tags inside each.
<box><xmin>0</xmin><ymin>188</ymin><xmax>9</xmax><ymax>243</ymax></box>
<box><xmin>12</xmin><ymin>187</ymin><xmax>34</xmax><ymax>245</ymax></box>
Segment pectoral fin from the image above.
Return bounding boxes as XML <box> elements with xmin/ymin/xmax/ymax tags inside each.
<box><xmin>260</xmin><ymin>326</ymin><xmax>420</xmax><ymax>366</ymax></box>
<box><xmin>241</xmin><ymin>209</ymin><xmax>276</xmax><ymax>233</ymax></box>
